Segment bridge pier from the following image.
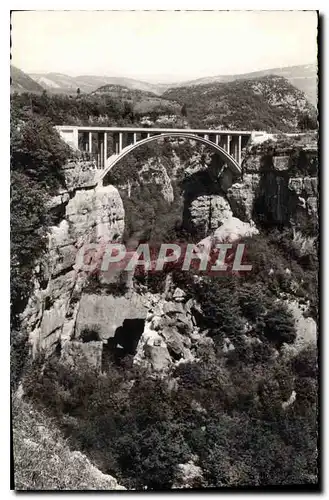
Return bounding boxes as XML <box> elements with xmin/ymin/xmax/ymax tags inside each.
<box><xmin>97</xmin><ymin>132</ymin><xmax>104</xmax><ymax>169</ymax></box>
<box><xmin>238</xmin><ymin>135</ymin><xmax>242</xmax><ymax>164</ymax></box>
<box><xmin>226</xmin><ymin>135</ymin><xmax>231</xmax><ymax>155</ymax></box>
<box><xmin>104</xmin><ymin>132</ymin><xmax>107</xmax><ymax>166</ymax></box>
<box><xmin>81</xmin><ymin>132</ymin><xmax>88</xmax><ymax>152</ymax></box>
<box><xmin>231</xmin><ymin>135</ymin><xmax>236</xmax><ymax>161</ymax></box>
<box><xmin>89</xmin><ymin>132</ymin><xmax>93</xmax><ymax>153</ymax></box>
<box><xmin>113</xmin><ymin>132</ymin><xmax>123</xmax><ymax>155</ymax></box>
<box><xmin>113</xmin><ymin>133</ymin><xmax>119</xmax><ymax>155</ymax></box>
<box><xmin>119</xmin><ymin>133</ymin><xmax>123</xmax><ymax>154</ymax></box>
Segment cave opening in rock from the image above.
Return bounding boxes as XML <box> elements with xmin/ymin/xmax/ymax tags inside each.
<box><xmin>102</xmin><ymin>318</ymin><xmax>145</xmax><ymax>368</ymax></box>
<box><xmin>114</xmin><ymin>318</ymin><xmax>145</xmax><ymax>356</ymax></box>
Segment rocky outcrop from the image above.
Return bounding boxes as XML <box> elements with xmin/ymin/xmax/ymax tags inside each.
<box><xmin>188</xmin><ymin>195</ymin><xmax>233</xmax><ymax>233</ymax></box>
<box><xmin>62</xmin><ymin>157</ymin><xmax>100</xmax><ymax>190</ymax></box>
<box><xmin>133</xmin><ymin>289</ymin><xmax>211</xmax><ymax>372</ymax></box>
<box><xmin>227</xmin><ymin>133</ymin><xmax>318</xmax><ymax>230</ymax></box>
<box><xmin>286</xmin><ymin>300</ymin><xmax>317</xmax><ymax>349</ymax></box>
<box><xmin>21</xmin><ymin>165</ymin><xmax>125</xmax><ymax>359</ymax></box>
<box><xmin>197</xmin><ymin>216</ymin><xmax>259</xmax><ymax>248</ymax></box>
<box><xmin>139</xmin><ymin>159</ymin><xmax>174</xmax><ymax>203</ymax></box>
<box><xmin>74</xmin><ymin>292</ymin><xmax>147</xmax><ymax>341</ymax></box>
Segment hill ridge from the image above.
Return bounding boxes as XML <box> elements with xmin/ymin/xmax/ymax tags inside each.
<box><xmin>26</xmin><ymin>63</ymin><xmax>317</xmax><ymax>105</ymax></box>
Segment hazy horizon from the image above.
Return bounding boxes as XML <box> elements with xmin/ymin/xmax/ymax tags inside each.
<box><xmin>22</xmin><ymin>61</ymin><xmax>317</xmax><ymax>85</ymax></box>
<box><xmin>11</xmin><ymin>10</ymin><xmax>318</xmax><ymax>84</ymax></box>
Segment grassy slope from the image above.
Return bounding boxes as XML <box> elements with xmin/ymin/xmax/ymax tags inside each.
<box><xmin>12</xmin><ymin>395</ymin><xmax>125</xmax><ymax>491</ymax></box>
<box><xmin>11</xmin><ymin>66</ymin><xmax>44</xmax><ymax>93</ymax></box>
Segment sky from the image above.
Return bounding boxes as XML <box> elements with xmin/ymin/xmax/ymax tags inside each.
<box><xmin>11</xmin><ymin>10</ymin><xmax>318</xmax><ymax>83</ymax></box>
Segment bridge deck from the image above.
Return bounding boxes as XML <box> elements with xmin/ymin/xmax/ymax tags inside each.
<box><xmin>55</xmin><ymin>125</ymin><xmax>253</xmax><ymax>136</ymax></box>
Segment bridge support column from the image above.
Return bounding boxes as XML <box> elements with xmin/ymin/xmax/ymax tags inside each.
<box><xmin>227</xmin><ymin>135</ymin><xmax>231</xmax><ymax>155</ymax></box>
<box><xmin>215</xmin><ymin>134</ymin><xmax>219</xmax><ymax>145</ymax></box>
<box><xmin>230</xmin><ymin>135</ymin><xmax>236</xmax><ymax>161</ymax></box>
<box><xmin>81</xmin><ymin>132</ymin><xmax>88</xmax><ymax>152</ymax></box>
<box><xmin>104</xmin><ymin>132</ymin><xmax>107</xmax><ymax>168</ymax></box>
<box><xmin>133</xmin><ymin>132</ymin><xmax>137</xmax><ymax>144</ymax></box>
<box><xmin>147</xmin><ymin>133</ymin><xmax>151</xmax><ymax>138</ymax></box>
<box><xmin>89</xmin><ymin>132</ymin><xmax>93</xmax><ymax>153</ymax></box>
<box><xmin>127</xmin><ymin>133</ymin><xmax>134</xmax><ymax>146</ymax></box>
<box><xmin>113</xmin><ymin>133</ymin><xmax>119</xmax><ymax>154</ymax></box>
<box><xmin>72</xmin><ymin>127</ymin><xmax>78</xmax><ymax>150</ymax></box>
<box><xmin>98</xmin><ymin>132</ymin><xmax>105</xmax><ymax>169</ymax></box>
<box><xmin>119</xmin><ymin>133</ymin><xmax>123</xmax><ymax>154</ymax></box>
<box><xmin>238</xmin><ymin>135</ymin><xmax>242</xmax><ymax>165</ymax></box>
<box><xmin>204</xmin><ymin>134</ymin><xmax>209</xmax><ymax>140</ymax></box>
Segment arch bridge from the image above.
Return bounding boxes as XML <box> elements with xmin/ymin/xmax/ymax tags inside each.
<box><xmin>55</xmin><ymin>126</ymin><xmax>260</xmax><ymax>185</ymax></box>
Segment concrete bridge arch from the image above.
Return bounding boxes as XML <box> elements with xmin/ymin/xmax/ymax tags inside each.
<box><xmin>98</xmin><ymin>132</ymin><xmax>242</xmax><ymax>186</ymax></box>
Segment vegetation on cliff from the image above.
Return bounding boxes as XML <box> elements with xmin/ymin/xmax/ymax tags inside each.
<box><xmin>10</xmin><ymin>114</ymin><xmax>70</xmax><ymax>325</ymax></box>
<box><xmin>23</xmin><ymin>337</ymin><xmax>317</xmax><ymax>489</ymax></box>
<box><xmin>11</xmin><ymin>88</ymin><xmax>318</xmax><ymax>490</ymax></box>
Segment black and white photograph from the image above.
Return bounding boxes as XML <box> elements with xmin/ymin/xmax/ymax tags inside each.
<box><xmin>9</xmin><ymin>8</ymin><xmax>319</xmax><ymax>491</ymax></box>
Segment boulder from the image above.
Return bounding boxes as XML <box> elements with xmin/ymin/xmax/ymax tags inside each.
<box><xmin>173</xmin><ymin>460</ymin><xmax>203</xmax><ymax>489</ymax></box>
<box><xmin>163</xmin><ymin>301</ymin><xmax>185</xmax><ymax>315</ymax></box>
<box><xmin>172</xmin><ymin>287</ymin><xmax>186</xmax><ymax>302</ymax></box>
<box><xmin>213</xmin><ymin>216</ymin><xmax>259</xmax><ymax>243</ymax></box>
<box><xmin>162</xmin><ymin>327</ymin><xmax>185</xmax><ymax>357</ymax></box>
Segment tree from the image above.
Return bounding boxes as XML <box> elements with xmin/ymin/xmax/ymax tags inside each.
<box><xmin>298</xmin><ymin>112</ymin><xmax>317</xmax><ymax>131</ymax></box>
<box><xmin>263</xmin><ymin>304</ymin><xmax>296</xmax><ymax>347</ymax></box>
<box><xmin>238</xmin><ymin>282</ymin><xmax>268</xmax><ymax>322</ymax></box>
<box><xmin>76</xmin><ymin>87</ymin><xmax>81</xmax><ymax>97</ymax></box>
<box><xmin>181</xmin><ymin>103</ymin><xmax>187</xmax><ymax>117</ymax></box>
<box><xmin>196</xmin><ymin>277</ymin><xmax>244</xmax><ymax>344</ymax></box>
<box><xmin>11</xmin><ymin>115</ymin><xmax>70</xmax><ymax>189</ymax></box>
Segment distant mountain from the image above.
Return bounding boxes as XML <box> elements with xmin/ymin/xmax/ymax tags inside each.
<box><xmin>28</xmin><ymin>64</ymin><xmax>317</xmax><ymax>106</ymax></box>
<box><xmin>162</xmin><ymin>75</ymin><xmax>317</xmax><ymax>132</ymax></box>
<box><xmin>29</xmin><ymin>73</ymin><xmax>168</xmax><ymax>95</ymax></box>
<box><xmin>11</xmin><ymin>65</ymin><xmax>44</xmax><ymax>93</ymax></box>
<box><xmin>179</xmin><ymin>64</ymin><xmax>318</xmax><ymax>106</ymax></box>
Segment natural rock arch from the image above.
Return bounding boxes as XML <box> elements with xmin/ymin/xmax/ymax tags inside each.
<box><xmin>98</xmin><ymin>132</ymin><xmax>242</xmax><ymax>185</ymax></box>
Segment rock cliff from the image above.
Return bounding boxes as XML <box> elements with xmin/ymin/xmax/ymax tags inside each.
<box><xmin>228</xmin><ymin>132</ymin><xmax>318</xmax><ymax>230</ymax></box>
<box><xmin>21</xmin><ymin>160</ymin><xmax>125</xmax><ymax>360</ymax></box>
<box><xmin>20</xmin><ymin>132</ymin><xmax>318</xmax><ymax>370</ymax></box>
